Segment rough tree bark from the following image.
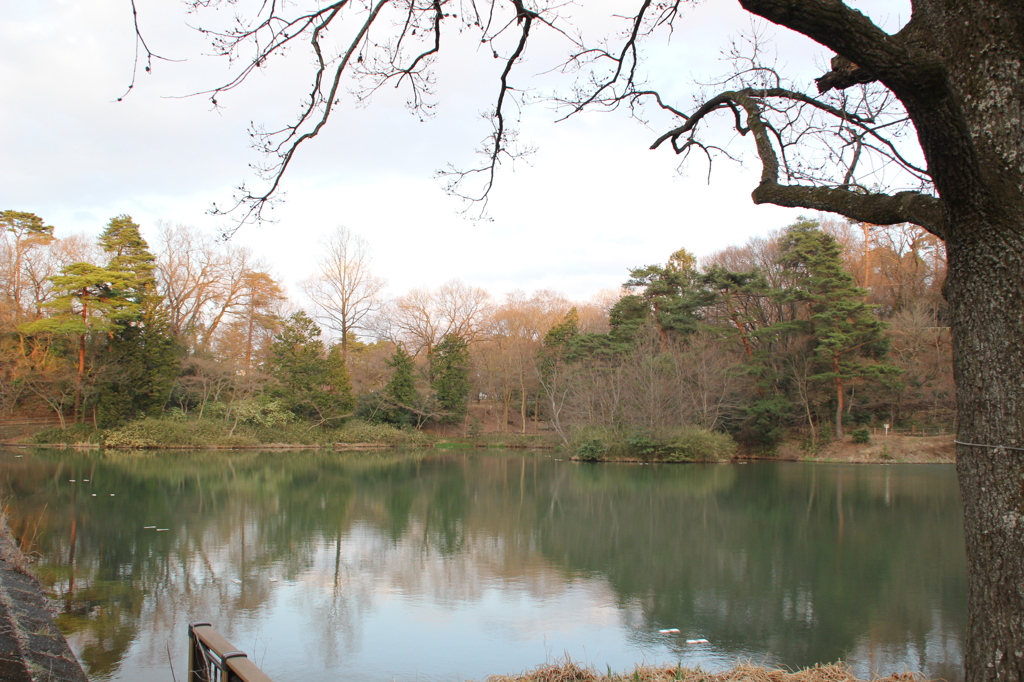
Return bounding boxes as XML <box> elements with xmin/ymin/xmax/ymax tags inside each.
<box><xmin>730</xmin><ymin>3</ymin><xmax>1024</xmax><ymax>680</ymax></box>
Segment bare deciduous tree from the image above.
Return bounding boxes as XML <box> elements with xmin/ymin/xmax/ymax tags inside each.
<box><xmin>300</xmin><ymin>226</ymin><xmax>386</xmax><ymax>356</ymax></box>
<box><xmin>476</xmin><ymin>289</ymin><xmax>572</xmax><ymax>433</ymax></box>
<box><xmin>886</xmin><ymin>300</ymin><xmax>954</xmax><ymax>425</ymax></box>
<box><xmin>0</xmin><ymin>211</ymin><xmax>54</xmax><ymax>329</ymax></box>
<box><xmin>380</xmin><ymin>279</ymin><xmax>490</xmax><ymax>355</ymax></box>
<box><xmin>155</xmin><ymin>222</ymin><xmax>278</xmax><ymax>353</ymax></box>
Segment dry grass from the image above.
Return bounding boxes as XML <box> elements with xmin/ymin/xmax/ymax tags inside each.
<box><xmin>481</xmin><ymin>661</ymin><xmax>925</xmax><ymax>682</ymax></box>
<box><xmin>0</xmin><ymin>503</ymin><xmax>37</xmax><ymax>576</ymax></box>
<box><xmin>772</xmin><ymin>435</ymin><xmax>954</xmax><ymax>464</ymax></box>
<box><xmin>812</xmin><ymin>435</ymin><xmax>954</xmax><ymax>463</ymax></box>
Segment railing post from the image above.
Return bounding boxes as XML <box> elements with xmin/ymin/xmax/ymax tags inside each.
<box><xmin>222</xmin><ymin>651</ymin><xmax>249</xmax><ymax>682</ymax></box>
<box><xmin>189</xmin><ymin>622</ymin><xmax>213</xmax><ymax>682</ymax></box>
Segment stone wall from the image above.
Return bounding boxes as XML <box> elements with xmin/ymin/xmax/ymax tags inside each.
<box><xmin>0</xmin><ymin>522</ymin><xmax>89</xmax><ymax>682</ymax></box>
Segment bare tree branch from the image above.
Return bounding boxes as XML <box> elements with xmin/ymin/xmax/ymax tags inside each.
<box><xmin>118</xmin><ymin>0</ymin><xmax>182</xmax><ymax>102</ymax></box>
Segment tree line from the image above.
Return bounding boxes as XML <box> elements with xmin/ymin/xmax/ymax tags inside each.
<box><xmin>0</xmin><ymin>210</ymin><xmax>949</xmax><ymax>448</ymax></box>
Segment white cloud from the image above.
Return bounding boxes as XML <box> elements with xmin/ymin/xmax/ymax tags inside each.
<box><xmin>1</xmin><ymin>0</ymin><xmax>911</xmax><ymax>304</ymax></box>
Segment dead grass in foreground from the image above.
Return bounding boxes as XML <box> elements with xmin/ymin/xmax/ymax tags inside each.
<box><xmin>481</xmin><ymin>661</ymin><xmax>924</xmax><ymax>682</ymax></box>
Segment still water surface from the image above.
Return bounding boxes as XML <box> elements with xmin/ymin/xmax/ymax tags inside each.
<box><xmin>0</xmin><ymin>448</ymin><xmax>965</xmax><ymax>682</ymax></box>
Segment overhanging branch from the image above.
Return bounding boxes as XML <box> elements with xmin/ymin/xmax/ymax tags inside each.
<box><xmin>653</xmin><ymin>84</ymin><xmax>945</xmax><ymax>237</ymax></box>
<box><xmin>738</xmin><ymin>0</ymin><xmax>946</xmax><ymax>101</ymax></box>
<box><xmin>751</xmin><ymin>182</ymin><xmax>946</xmax><ymax>238</ymax></box>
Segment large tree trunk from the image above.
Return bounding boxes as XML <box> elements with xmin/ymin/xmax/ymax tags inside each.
<box><xmin>948</xmin><ymin>217</ymin><xmax>1024</xmax><ymax>682</ymax></box>
<box><xmin>938</xmin><ymin>6</ymin><xmax>1024</xmax><ymax>679</ymax></box>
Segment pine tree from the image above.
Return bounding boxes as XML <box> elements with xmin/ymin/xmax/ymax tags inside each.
<box><xmin>99</xmin><ymin>215</ymin><xmax>158</xmax><ymax>305</ymax></box>
<box><xmin>537</xmin><ymin>308</ymin><xmax>581</xmax><ymax>445</ymax></box>
<box><xmin>544</xmin><ymin>308</ymin><xmax>579</xmax><ymax>348</ymax></box>
<box><xmin>382</xmin><ymin>344</ymin><xmax>418</xmax><ymax>426</ymax></box>
<box><xmin>430</xmin><ymin>333</ymin><xmax>470</xmax><ymax>424</ymax></box>
<box><xmin>20</xmin><ymin>261</ymin><xmax>139</xmax><ymax>421</ymax></box>
<box><xmin>93</xmin><ymin>216</ymin><xmax>180</xmax><ymax>425</ymax></box>
<box><xmin>268</xmin><ymin>311</ymin><xmax>354</xmax><ymax>423</ymax></box>
<box><xmin>776</xmin><ymin>219</ymin><xmax>897</xmax><ymax>438</ymax></box>
<box><xmin>19</xmin><ymin>215</ymin><xmax>181</xmax><ymax>425</ymax></box>
<box><xmin>624</xmin><ymin>248</ymin><xmax>713</xmax><ymax>344</ymax></box>
<box><xmin>701</xmin><ymin>265</ymin><xmax>789</xmax><ymax>449</ymax></box>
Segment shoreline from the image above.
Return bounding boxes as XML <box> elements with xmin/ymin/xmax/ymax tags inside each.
<box><xmin>1</xmin><ymin>434</ymin><xmax>955</xmax><ymax>464</ymax></box>
<box><xmin>0</xmin><ymin>517</ymin><xmax>89</xmax><ymax>681</ymax></box>
<box><xmin>1</xmin><ymin>416</ymin><xmax>954</xmax><ymax>464</ymax></box>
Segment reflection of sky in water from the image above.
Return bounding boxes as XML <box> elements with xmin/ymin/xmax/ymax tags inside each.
<box><xmin>70</xmin><ymin>517</ymin><xmax>958</xmax><ymax>682</ymax></box>
<box><xmin>6</xmin><ymin>453</ymin><xmax>964</xmax><ymax>682</ymax></box>
<box><xmin>93</xmin><ymin>521</ymin><xmax>748</xmax><ymax>682</ymax></box>
<box><xmin>846</xmin><ymin>608</ymin><xmax>964</xmax><ymax>682</ymax></box>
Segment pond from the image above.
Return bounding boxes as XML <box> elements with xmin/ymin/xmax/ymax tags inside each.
<box><xmin>0</xmin><ymin>448</ymin><xmax>965</xmax><ymax>682</ymax></box>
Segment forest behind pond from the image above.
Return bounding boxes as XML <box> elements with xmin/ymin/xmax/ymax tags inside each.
<box><xmin>1</xmin><ymin>212</ymin><xmax>949</xmax><ymax>453</ymax></box>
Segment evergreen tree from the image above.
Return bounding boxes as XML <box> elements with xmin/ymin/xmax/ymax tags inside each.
<box><xmin>606</xmin><ymin>295</ymin><xmax>648</xmax><ymax>346</ymax></box>
<box><xmin>268</xmin><ymin>311</ymin><xmax>354</xmax><ymax>423</ymax></box>
<box><xmin>93</xmin><ymin>216</ymin><xmax>180</xmax><ymax>425</ymax></box>
<box><xmin>776</xmin><ymin>219</ymin><xmax>897</xmax><ymax>438</ymax></box>
<box><xmin>99</xmin><ymin>215</ymin><xmax>158</xmax><ymax>304</ymax></box>
<box><xmin>539</xmin><ymin>307</ymin><xmax>582</xmax><ymax>365</ymax></box>
<box><xmin>430</xmin><ymin>333</ymin><xmax>470</xmax><ymax>424</ymax></box>
<box><xmin>20</xmin><ymin>261</ymin><xmax>139</xmax><ymax>421</ymax></box>
<box><xmin>19</xmin><ymin>216</ymin><xmax>181</xmax><ymax>425</ymax></box>
<box><xmin>545</xmin><ymin>308</ymin><xmax>579</xmax><ymax>347</ymax></box>
<box><xmin>535</xmin><ymin>308</ymin><xmax>582</xmax><ymax>446</ymax></box>
<box><xmin>381</xmin><ymin>344</ymin><xmax>418</xmax><ymax>426</ymax></box>
<box><xmin>625</xmin><ymin>248</ymin><xmax>712</xmax><ymax>340</ymax></box>
<box><xmin>95</xmin><ymin>323</ymin><xmax>182</xmax><ymax>425</ymax></box>
<box><xmin>700</xmin><ymin>265</ymin><xmax>768</xmax><ymax>367</ymax></box>
<box><xmin>700</xmin><ymin>265</ymin><xmax>791</xmax><ymax>449</ymax></box>
<box><xmin>325</xmin><ymin>343</ymin><xmax>355</xmax><ymax>411</ymax></box>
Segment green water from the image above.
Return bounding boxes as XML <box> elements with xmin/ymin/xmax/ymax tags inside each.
<box><xmin>0</xmin><ymin>448</ymin><xmax>965</xmax><ymax>682</ymax></box>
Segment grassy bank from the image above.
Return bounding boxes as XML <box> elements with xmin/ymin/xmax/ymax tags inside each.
<box><xmin>17</xmin><ymin>416</ymin><xmax>563</xmax><ymax>451</ymax></box>
<box><xmin>24</xmin><ymin>416</ymin><xmax>432</xmax><ymax>450</ymax></box>
<box><xmin>564</xmin><ymin>426</ymin><xmax>953</xmax><ymax>465</ymax></box>
<box><xmin>480</xmin><ymin>661</ymin><xmax>922</xmax><ymax>682</ymax></box>
<box><xmin>433</xmin><ymin>433</ymin><xmax>559</xmax><ymax>450</ymax></box>
<box><xmin>11</xmin><ymin>414</ymin><xmax>954</xmax><ymax>463</ymax></box>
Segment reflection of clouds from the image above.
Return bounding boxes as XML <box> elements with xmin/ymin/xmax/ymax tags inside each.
<box><xmin>294</xmin><ymin>518</ymin><xmax>622</xmax><ymax>614</ymax></box>
<box><xmin>240</xmin><ymin>516</ymin><xmax>640</xmax><ymax>675</ymax></box>
<box><xmin>846</xmin><ymin>610</ymin><xmax>963</xmax><ymax>682</ymax></box>
<box><xmin>61</xmin><ymin>509</ymin><xmax>324</xmax><ymax>681</ymax></box>
<box><xmin>14</xmin><ymin>453</ymin><xmax>966</xmax><ymax>682</ymax></box>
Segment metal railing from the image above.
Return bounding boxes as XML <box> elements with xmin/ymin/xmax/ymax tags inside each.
<box><xmin>188</xmin><ymin>622</ymin><xmax>273</xmax><ymax>682</ymax></box>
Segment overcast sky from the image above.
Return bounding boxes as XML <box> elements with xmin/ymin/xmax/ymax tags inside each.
<box><xmin>1</xmin><ymin>1</ymin><xmax>910</xmax><ymax>304</ymax></box>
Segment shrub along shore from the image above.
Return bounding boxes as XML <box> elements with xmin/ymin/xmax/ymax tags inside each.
<box><xmin>17</xmin><ymin>417</ymin><xmax>429</xmax><ymax>450</ymax></box>
<box><xmin>4</xmin><ymin>415</ymin><xmax>954</xmax><ymax>464</ymax></box>
<box><xmin>479</xmin><ymin>661</ymin><xmax>922</xmax><ymax>682</ymax></box>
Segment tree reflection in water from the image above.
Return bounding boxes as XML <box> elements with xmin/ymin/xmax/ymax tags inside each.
<box><xmin>0</xmin><ymin>449</ymin><xmax>965</xmax><ymax>682</ymax></box>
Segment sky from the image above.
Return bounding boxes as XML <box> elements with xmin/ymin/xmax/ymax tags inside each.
<box><xmin>0</xmin><ymin>1</ymin><xmax>911</xmax><ymax>304</ymax></box>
